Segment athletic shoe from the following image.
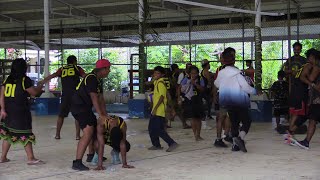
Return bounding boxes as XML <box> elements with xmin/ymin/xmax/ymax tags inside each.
<box><xmin>148</xmin><ymin>146</ymin><xmax>164</xmax><ymax>150</ymax></box>
<box><xmin>283</xmin><ymin>133</ymin><xmax>295</xmax><ymax>144</ymax></box>
<box><xmin>231</xmin><ymin>144</ymin><xmax>240</xmax><ymax>151</ymax></box>
<box><xmin>72</xmin><ymin>160</ymin><xmax>89</xmax><ymax>171</ymax></box>
<box><xmin>86</xmin><ymin>154</ymin><xmax>94</xmax><ymax>162</ymax></box>
<box><xmin>284</xmin><ymin>136</ymin><xmax>298</xmax><ymax>147</ymax></box>
<box><xmin>234</xmin><ymin>137</ymin><xmax>247</xmax><ymax>153</ymax></box>
<box><xmin>214</xmin><ymin>139</ymin><xmax>228</xmax><ymax>148</ymax></box>
<box><xmin>166</xmin><ymin>143</ymin><xmax>179</xmax><ymax>152</ymax></box>
<box><xmin>295</xmin><ymin>139</ymin><xmax>310</xmax><ymax>150</ymax></box>
<box><xmin>283</xmin><ymin>133</ymin><xmax>292</xmax><ymax>140</ymax></box>
<box><xmin>224</xmin><ymin>136</ymin><xmax>233</xmax><ymax>144</ymax></box>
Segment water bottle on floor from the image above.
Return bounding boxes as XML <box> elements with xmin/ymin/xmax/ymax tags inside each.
<box><xmin>111</xmin><ymin>149</ymin><xmax>121</xmax><ymax>165</ymax></box>
<box><xmin>106</xmin><ymin>165</ymin><xmax>116</xmax><ymax>173</ymax></box>
<box><xmin>91</xmin><ymin>152</ymin><xmax>98</xmax><ymax>166</ymax></box>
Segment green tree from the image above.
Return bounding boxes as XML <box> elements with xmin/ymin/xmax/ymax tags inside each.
<box><xmin>301</xmin><ymin>39</ymin><xmax>320</xmax><ymax>54</ymax></box>
<box><xmin>146</xmin><ymin>46</ymin><xmax>169</xmax><ymax>69</ymax></box>
<box><xmin>103</xmin><ymin>48</ymin><xmax>128</xmax><ymax>91</ymax></box>
<box><xmin>261</xmin><ymin>41</ymin><xmax>283</xmax><ymax>89</ymax></box>
<box><xmin>0</xmin><ymin>49</ymin><xmax>5</xmax><ymax>59</ymax></box>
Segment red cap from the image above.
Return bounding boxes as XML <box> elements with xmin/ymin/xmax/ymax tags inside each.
<box><xmin>96</xmin><ymin>59</ymin><xmax>111</xmax><ymax>68</ymax></box>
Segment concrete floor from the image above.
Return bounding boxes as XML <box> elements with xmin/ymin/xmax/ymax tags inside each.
<box><xmin>0</xmin><ymin>114</ymin><xmax>319</xmax><ymax>180</ymax></box>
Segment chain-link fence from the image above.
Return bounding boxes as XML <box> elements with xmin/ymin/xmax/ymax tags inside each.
<box><xmin>1</xmin><ymin>0</ymin><xmax>320</xmax><ymax>96</ymax></box>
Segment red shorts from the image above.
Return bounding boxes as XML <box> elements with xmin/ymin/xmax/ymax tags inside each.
<box><xmin>289</xmin><ymin>101</ymin><xmax>307</xmax><ymax>116</ymax></box>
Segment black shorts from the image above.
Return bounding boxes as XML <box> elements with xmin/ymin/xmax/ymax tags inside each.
<box><xmin>182</xmin><ymin>97</ymin><xmax>205</xmax><ymax>119</ymax></box>
<box><xmin>59</xmin><ymin>96</ymin><xmax>72</xmax><ymax>117</ymax></box>
<box><xmin>309</xmin><ymin>105</ymin><xmax>320</xmax><ymax>122</ymax></box>
<box><xmin>214</xmin><ymin>103</ymin><xmax>219</xmax><ymax>111</ymax></box>
<box><xmin>72</xmin><ymin>111</ymin><xmax>97</xmax><ymax>129</ymax></box>
<box><xmin>273</xmin><ymin>107</ymin><xmax>289</xmax><ymax>117</ymax></box>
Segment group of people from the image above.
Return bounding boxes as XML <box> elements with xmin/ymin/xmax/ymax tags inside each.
<box><xmin>0</xmin><ymin>42</ymin><xmax>319</xmax><ymax>172</ymax></box>
<box><xmin>147</xmin><ymin>47</ymin><xmax>257</xmax><ymax>153</ymax></box>
<box><xmin>270</xmin><ymin>42</ymin><xmax>320</xmax><ymax>150</ymax></box>
<box><xmin>0</xmin><ymin>56</ymin><xmax>134</xmax><ymax>171</ymax></box>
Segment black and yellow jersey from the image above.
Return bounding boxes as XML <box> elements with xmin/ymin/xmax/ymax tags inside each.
<box><xmin>2</xmin><ymin>75</ymin><xmax>33</xmax><ymax>109</ymax></box>
<box><xmin>71</xmin><ymin>72</ymin><xmax>103</xmax><ymax>113</ymax></box>
<box><xmin>103</xmin><ymin>115</ymin><xmax>125</xmax><ymax>145</ymax></box>
<box><xmin>56</xmin><ymin>64</ymin><xmax>85</xmax><ymax>96</ymax></box>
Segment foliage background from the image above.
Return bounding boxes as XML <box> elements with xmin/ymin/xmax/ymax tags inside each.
<box><xmin>1</xmin><ymin>39</ymin><xmax>320</xmax><ymax>91</ymax></box>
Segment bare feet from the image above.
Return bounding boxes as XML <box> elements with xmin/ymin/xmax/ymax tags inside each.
<box><xmin>0</xmin><ymin>157</ymin><xmax>10</xmax><ymax>163</ymax></box>
<box><xmin>27</xmin><ymin>159</ymin><xmax>45</xmax><ymax>165</ymax></box>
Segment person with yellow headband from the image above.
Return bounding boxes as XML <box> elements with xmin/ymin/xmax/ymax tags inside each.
<box><xmin>95</xmin><ymin>115</ymin><xmax>134</xmax><ymax>170</ymax></box>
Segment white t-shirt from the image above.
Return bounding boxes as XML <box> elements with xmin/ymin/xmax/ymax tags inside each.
<box><xmin>177</xmin><ymin>72</ymin><xmax>185</xmax><ymax>85</ymax></box>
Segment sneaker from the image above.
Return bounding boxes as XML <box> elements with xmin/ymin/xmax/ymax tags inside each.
<box><xmin>231</xmin><ymin>144</ymin><xmax>240</xmax><ymax>151</ymax></box>
<box><xmin>224</xmin><ymin>136</ymin><xmax>233</xmax><ymax>144</ymax></box>
<box><xmin>86</xmin><ymin>154</ymin><xmax>94</xmax><ymax>162</ymax></box>
<box><xmin>284</xmin><ymin>135</ymin><xmax>298</xmax><ymax>147</ymax></box>
<box><xmin>283</xmin><ymin>133</ymin><xmax>293</xmax><ymax>141</ymax></box>
<box><xmin>284</xmin><ymin>138</ymin><xmax>298</xmax><ymax>147</ymax></box>
<box><xmin>295</xmin><ymin>139</ymin><xmax>310</xmax><ymax>150</ymax></box>
<box><xmin>72</xmin><ymin>160</ymin><xmax>89</xmax><ymax>171</ymax></box>
<box><xmin>183</xmin><ymin>125</ymin><xmax>192</xmax><ymax>129</ymax></box>
<box><xmin>166</xmin><ymin>143</ymin><xmax>179</xmax><ymax>152</ymax></box>
<box><xmin>148</xmin><ymin>146</ymin><xmax>163</xmax><ymax>150</ymax></box>
<box><xmin>214</xmin><ymin>139</ymin><xmax>228</xmax><ymax>148</ymax></box>
<box><xmin>234</xmin><ymin>137</ymin><xmax>247</xmax><ymax>153</ymax></box>
<box><xmin>276</xmin><ymin>126</ymin><xmax>287</xmax><ymax>134</ymax></box>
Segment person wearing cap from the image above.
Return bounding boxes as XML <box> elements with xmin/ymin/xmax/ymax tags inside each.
<box><xmin>71</xmin><ymin>59</ymin><xmax>110</xmax><ymax>171</ymax></box>
<box><xmin>201</xmin><ymin>59</ymin><xmax>214</xmax><ymax>121</ymax></box>
<box><xmin>42</xmin><ymin>55</ymin><xmax>85</xmax><ymax>140</ymax></box>
<box><xmin>212</xmin><ymin>49</ymin><xmax>234</xmax><ymax>148</ymax></box>
<box><xmin>214</xmin><ymin>49</ymin><xmax>257</xmax><ymax>153</ymax></box>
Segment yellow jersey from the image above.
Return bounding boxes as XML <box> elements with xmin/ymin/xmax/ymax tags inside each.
<box><xmin>152</xmin><ymin>78</ymin><xmax>167</xmax><ymax>117</ymax></box>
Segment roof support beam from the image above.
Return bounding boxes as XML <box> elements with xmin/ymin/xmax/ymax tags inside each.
<box><xmin>1</xmin><ymin>0</ymin><xmax>161</xmax><ymax>15</ymax></box>
<box><xmin>0</xmin><ymin>14</ymin><xmax>24</xmax><ymax>24</ymax></box>
<box><xmin>163</xmin><ymin>0</ymin><xmax>284</xmax><ymax>16</ymax></box>
<box><xmin>52</xmin><ymin>0</ymin><xmax>101</xmax><ymax>20</ymax></box>
<box><xmin>0</xmin><ymin>0</ymin><xmax>29</xmax><ymax>3</ymax></box>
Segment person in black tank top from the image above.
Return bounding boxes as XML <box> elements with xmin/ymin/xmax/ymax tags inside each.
<box><xmin>71</xmin><ymin>59</ymin><xmax>111</xmax><ymax>171</ymax></box>
<box><xmin>201</xmin><ymin>59</ymin><xmax>214</xmax><ymax>120</ymax></box>
<box><xmin>42</xmin><ymin>55</ymin><xmax>86</xmax><ymax>140</ymax></box>
<box><xmin>291</xmin><ymin>50</ymin><xmax>320</xmax><ymax>149</ymax></box>
<box><xmin>0</xmin><ymin>58</ymin><xmax>47</xmax><ymax>165</ymax></box>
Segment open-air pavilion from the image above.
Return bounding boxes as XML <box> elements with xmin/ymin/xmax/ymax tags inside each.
<box><xmin>0</xmin><ymin>0</ymin><xmax>320</xmax><ymax>179</ymax></box>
